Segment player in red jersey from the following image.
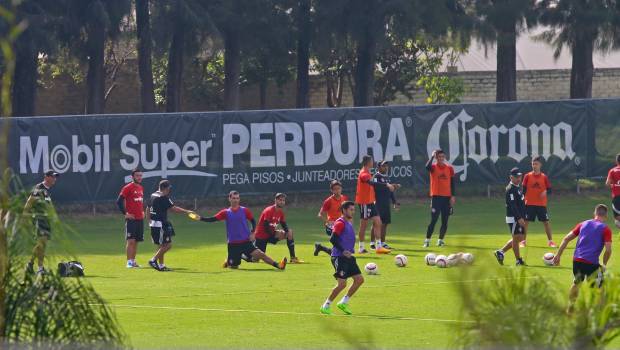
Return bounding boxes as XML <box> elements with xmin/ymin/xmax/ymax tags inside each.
<box><xmin>117</xmin><ymin>168</ymin><xmax>145</xmax><ymax>268</ymax></box>
<box><xmin>254</xmin><ymin>193</ymin><xmax>304</xmax><ymax>263</ymax></box>
<box><xmin>314</xmin><ymin>180</ymin><xmax>349</xmax><ymax>256</ymax></box>
<box><xmin>521</xmin><ymin>156</ymin><xmax>556</xmax><ymax>248</ymax></box>
<box><xmin>606</xmin><ymin>153</ymin><xmax>620</xmax><ymax>229</ymax></box>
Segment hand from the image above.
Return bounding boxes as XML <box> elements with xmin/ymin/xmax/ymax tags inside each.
<box><xmin>518</xmin><ymin>218</ymin><xmax>526</xmax><ymax>226</ymax></box>
<box><xmin>553</xmin><ymin>254</ymin><xmax>561</xmax><ymax>266</ymax></box>
<box><xmin>432</xmin><ymin>150</ymin><xmax>437</xmax><ymax>157</ymax></box>
<box><xmin>343</xmin><ymin>250</ymin><xmax>352</xmax><ymax>258</ymax></box>
<box><xmin>393</xmin><ymin>184</ymin><xmax>401</xmax><ymax>190</ymax></box>
<box><xmin>249</xmin><ymin>232</ymin><xmax>255</xmax><ymax>242</ymax></box>
<box><xmin>326</xmin><ymin>221</ymin><xmax>334</xmax><ymax>228</ymax></box>
<box><xmin>275</xmin><ymin>229</ymin><xmax>286</xmax><ymax>240</ymax></box>
<box><xmin>124</xmin><ymin>213</ymin><xmax>135</xmax><ymax>220</ymax></box>
<box><xmin>540</xmin><ymin>190</ymin><xmax>547</xmax><ymax>198</ymax></box>
<box><xmin>450</xmin><ymin>196</ymin><xmax>456</xmax><ymax>206</ymax></box>
<box><xmin>387</xmin><ymin>184</ymin><xmax>395</xmax><ymax>191</ymax></box>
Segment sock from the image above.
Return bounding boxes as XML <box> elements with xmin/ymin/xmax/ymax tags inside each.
<box><xmin>359</xmin><ymin>242</ymin><xmax>365</xmax><ymax>250</ymax></box>
<box><xmin>339</xmin><ymin>295</ymin><xmax>350</xmax><ymax>304</ymax></box>
<box><xmin>159</xmin><ymin>264</ymin><xmax>166</xmax><ymax>269</ymax></box>
<box><xmin>322</xmin><ymin>299</ymin><xmax>332</xmax><ymax>308</ymax></box>
<box><xmin>287</xmin><ymin>239</ymin><xmax>296</xmax><ymax>258</ymax></box>
<box><xmin>150</xmin><ymin>258</ymin><xmax>156</xmax><ymax>263</ymax></box>
<box><xmin>272</xmin><ymin>261</ymin><xmax>279</xmax><ymax>268</ymax></box>
<box><xmin>376</xmin><ymin>240</ymin><xmax>382</xmax><ymax>248</ymax></box>
<box><xmin>127</xmin><ymin>259</ymin><xmax>132</xmax><ymax>264</ymax></box>
<box><xmin>424</xmin><ymin>238</ymin><xmax>430</xmax><ymax>242</ymax></box>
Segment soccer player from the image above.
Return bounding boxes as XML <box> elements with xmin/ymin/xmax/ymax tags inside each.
<box><xmin>314</xmin><ymin>180</ymin><xmax>348</xmax><ymax>256</ymax></box>
<box><xmin>355</xmin><ymin>155</ymin><xmax>391</xmax><ymax>254</ymax></box>
<box><xmin>423</xmin><ymin>149</ymin><xmax>455</xmax><ymax>248</ymax></box>
<box><xmin>146</xmin><ymin>180</ymin><xmax>194</xmax><ymax>271</ymax></box>
<box><xmin>553</xmin><ymin>204</ymin><xmax>612</xmax><ymax>304</ymax></box>
<box><xmin>117</xmin><ymin>168</ymin><xmax>145</xmax><ymax>268</ymax></box>
<box><xmin>254</xmin><ymin>193</ymin><xmax>303</xmax><ymax>263</ymax></box>
<box><xmin>200</xmin><ymin>191</ymin><xmax>287</xmax><ymax>270</ymax></box>
<box><xmin>521</xmin><ymin>156</ymin><xmax>556</xmax><ymax>248</ymax></box>
<box><xmin>606</xmin><ymin>153</ymin><xmax>620</xmax><ymax>229</ymax></box>
<box><xmin>494</xmin><ymin>168</ymin><xmax>527</xmax><ymax>266</ymax></box>
<box><xmin>320</xmin><ymin>201</ymin><xmax>364</xmax><ymax>315</ymax></box>
<box><xmin>371</xmin><ymin>160</ymin><xmax>400</xmax><ymax>250</ymax></box>
<box><xmin>24</xmin><ymin>170</ymin><xmax>60</xmax><ymax>274</ymax></box>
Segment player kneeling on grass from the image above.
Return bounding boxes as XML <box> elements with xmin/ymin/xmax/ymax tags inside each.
<box><xmin>147</xmin><ymin>180</ymin><xmax>194</xmax><ymax>271</ymax></box>
<box><xmin>199</xmin><ymin>191</ymin><xmax>287</xmax><ymax>270</ymax></box>
<box><xmin>553</xmin><ymin>204</ymin><xmax>612</xmax><ymax>307</ymax></box>
<box><xmin>254</xmin><ymin>193</ymin><xmax>303</xmax><ymax>263</ymax></box>
<box><xmin>321</xmin><ymin>201</ymin><xmax>364</xmax><ymax>315</ymax></box>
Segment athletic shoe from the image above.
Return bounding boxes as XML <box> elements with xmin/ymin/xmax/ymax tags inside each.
<box><xmin>375</xmin><ymin>246</ymin><xmax>391</xmax><ymax>254</ymax></box>
<box><xmin>548</xmin><ymin>241</ymin><xmax>557</xmax><ymax>248</ymax></box>
<box><xmin>314</xmin><ymin>243</ymin><xmax>321</xmax><ymax>256</ymax></box>
<box><xmin>422</xmin><ymin>240</ymin><xmax>430</xmax><ymax>248</ymax></box>
<box><xmin>358</xmin><ymin>248</ymin><xmax>368</xmax><ymax>254</ymax></box>
<box><xmin>494</xmin><ymin>250</ymin><xmax>504</xmax><ymax>265</ymax></box>
<box><xmin>159</xmin><ymin>266</ymin><xmax>172</xmax><ymax>272</ymax></box>
<box><xmin>370</xmin><ymin>243</ymin><xmax>376</xmax><ymax>250</ymax></box>
<box><xmin>130</xmin><ymin>261</ymin><xmax>140</xmax><ymax>268</ymax></box>
<box><xmin>278</xmin><ymin>257</ymin><xmax>288</xmax><ymax>270</ymax></box>
<box><xmin>290</xmin><ymin>257</ymin><xmax>304</xmax><ymax>264</ymax></box>
<box><xmin>241</xmin><ymin>253</ymin><xmax>252</xmax><ymax>262</ymax></box>
<box><xmin>337</xmin><ymin>302</ymin><xmax>352</xmax><ymax>315</ymax></box>
<box><xmin>320</xmin><ymin>306</ymin><xmax>333</xmax><ymax>315</ymax></box>
<box><xmin>516</xmin><ymin>258</ymin><xmax>526</xmax><ymax>266</ymax></box>
<box><xmin>437</xmin><ymin>239</ymin><xmax>445</xmax><ymax>247</ymax></box>
<box><xmin>148</xmin><ymin>260</ymin><xmax>161</xmax><ymax>271</ymax></box>
<box><xmin>382</xmin><ymin>243</ymin><xmax>393</xmax><ymax>250</ymax></box>
<box><xmin>126</xmin><ymin>261</ymin><xmax>134</xmax><ymax>268</ymax></box>
<box><xmin>222</xmin><ymin>259</ymin><xmax>229</xmax><ymax>268</ymax></box>
<box><xmin>519</xmin><ymin>240</ymin><xmax>526</xmax><ymax>248</ymax></box>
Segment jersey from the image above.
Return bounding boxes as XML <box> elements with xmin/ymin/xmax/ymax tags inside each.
<box><xmin>148</xmin><ymin>191</ymin><xmax>174</xmax><ymax>225</ymax></box>
<box><xmin>321</xmin><ymin>194</ymin><xmax>349</xmax><ymax>222</ymax></box>
<box><xmin>214</xmin><ymin>206</ymin><xmax>254</xmax><ymax>243</ymax></box>
<box><xmin>120</xmin><ymin>182</ymin><xmax>144</xmax><ymax>220</ymax></box>
<box><xmin>523</xmin><ymin>172</ymin><xmax>551</xmax><ymax>207</ymax></box>
<box><xmin>429</xmin><ymin>163</ymin><xmax>454</xmax><ymax>197</ymax></box>
<box><xmin>255</xmin><ymin>205</ymin><xmax>285</xmax><ymax>239</ymax></box>
<box><xmin>331</xmin><ymin>217</ymin><xmax>356</xmax><ymax>257</ymax></box>
<box><xmin>572</xmin><ymin>219</ymin><xmax>612</xmax><ymax>265</ymax></box>
<box><xmin>372</xmin><ymin>172</ymin><xmax>396</xmax><ymax>207</ymax></box>
<box><xmin>30</xmin><ymin>182</ymin><xmax>53</xmax><ymax>219</ymax></box>
<box><xmin>608</xmin><ymin>166</ymin><xmax>620</xmax><ymax>198</ymax></box>
<box><xmin>505</xmin><ymin>182</ymin><xmax>525</xmax><ymax>223</ymax></box>
<box><xmin>355</xmin><ymin>168</ymin><xmax>375</xmax><ymax>204</ymax></box>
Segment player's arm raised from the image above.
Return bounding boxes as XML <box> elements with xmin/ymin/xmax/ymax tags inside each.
<box><xmin>553</xmin><ymin>231</ymin><xmax>577</xmax><ymax>266</ymax></box>
<box><xmin>425</xmin><ymin>152</ymin><xmax>435</xmax><ymax>172</ymax></box>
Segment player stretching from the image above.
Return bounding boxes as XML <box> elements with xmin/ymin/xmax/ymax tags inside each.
<box><xmin>521</xmin><ymin>156</ymin><xmax>556</xmax><ymax>248</ymax></box>
<box><xmin>553</xmin><ymin>204</ymin><xmax>612</xmax><ymax>306</ymax></box>
<box><xmin>371</xmin><ymin>161</ymin><xmax>400</xmax><ymax>250</ymax></box>
<box><xmin>117</xmin><ymin>168</ymin><xmax>144</xmax><ymax>268</ymax></box>
<box><xmin>423</xmin><ymin>150</ymin><xmax>455</xmax><ymax>247</ymax></box>
<box><xmin>494</xmin><ymin>168</ymin><xmax>527</xmax><ymax>266</ymax></box>
<box><xmin>200</xmin><ymin>191</ymin><xmax>287</xmax><ymax>270</ymax></box>
<box><xmin>24</xmin><ymin>170</ymin><xmax>60</xmax><ymax>274</ymax></box>
<box><xmin>147</xmin><ymin>180</ymin><xmax>194</xmax><ymax>271</ymax></box>
<box><xmin>320</xmin><ymin>201</ymin><xmax>365</xmax><ymax>315</ymax></box>
<box><xmin>314</xmin><ymin>180</ymin><xmax>348</xmax><ymax>256</ymax></box>
<box><xmin>606</xmin><ymin>153</ymin><xmax>620</xmax><ymax>229</ymax></box>
<box><xmin>254</xmin><ymin>193</ymin><xmax>303</xmax><ymax>263</ymax></box>
<box><xmin>356</xmin><ymin>155</ymin><xmax>391</xmax><ymax>254</ymax></box>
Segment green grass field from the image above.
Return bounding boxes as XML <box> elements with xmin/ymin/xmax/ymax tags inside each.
<box><xmin>55</xmin><ymin>194</ymin><xmax>618</xmax><ymax>349</ymax></box>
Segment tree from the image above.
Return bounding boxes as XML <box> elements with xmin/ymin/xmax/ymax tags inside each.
<box><xmin>470</xmin><ymin>0</ymin><xmax>539</xmax><ymax>101</ymax></box>
<box><xmin>294</xmin><ymin>0</ymin><xmax>312</xmax><ymax>108</ymax></box>
<box><xmin>135</xmin><ymin>0</ymin><xmax>156</xmax><ymax>113</ymax></box>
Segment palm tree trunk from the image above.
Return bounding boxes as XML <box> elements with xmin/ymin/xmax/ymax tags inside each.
<box><xmin>136</xmin><ymin>0</ymin><xmax>156</xmax><ymax>113</ymax></box>
<box><xmin>12</xmin><ymin>30</ymin><xmax>38</xmax><ymax>117</ymax></box>
<box><xmin>496</xmin><ymin>25</ymin><xmax>517</xmax><ymax>101</ymax></box>
<box><xmin>85</xmin><ymin>23</ymin><xmax>106</xmax><ymax>114</ymax></box>
<box><xmin>295</xmin><ymin>0</ymin><xmax>311</xmax><ymax>108</ymax></box>
<box><xmin>165</xmin><ymin>5</ymin><xmax>185</xmax><ymax>113</ymax></box>
<box><xmin>569</xmin><ymin>33</ymin><xmax>594</xmax><ymax>99</ymax></box>
<box><xmin>223</xmin><ymin>27</ymin><xmax>241</xmax><ymax>111</ymax></box>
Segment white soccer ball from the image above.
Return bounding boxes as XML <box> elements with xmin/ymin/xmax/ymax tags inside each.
<box><xmin>446</xmin><ymin>254</ymin><xmax>460</xmax><ymax>267</ymax></box>
<box><xmin>435</xmin><ymin>255</ymin><xmax>448</xmax><ymax>268</ymax></box>
<box><xmin>394</xmin><ymin>254</ymin><xmax>408</xmax><ymax>267</ymax></box>
<box><xmin>543</xmin><ymin>252</ymin><xmax>555</xmax><ymax>266</ymax></box>
<box><xmin>461</xmin><ymin>253</ymin><xmax>474</xmax><ymax>265</ymax></box>
<box><xmin>425</xmin><ymin>253</ymin><xmax>437</xmax><ymax>266</ymax></box>
<box><xmin>365</xmin><ymin>262</ymin><xmax>379</xmax><ymax>275</ymax></box>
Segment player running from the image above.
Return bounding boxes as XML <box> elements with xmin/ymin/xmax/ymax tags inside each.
<box><xmin>606</xmin><ymin>153</ymin><xmax>620</xmax><ymax>229</ymax></box>
<box><xmin>117</xmin><ymin>168</ymin><xmax>145</xmax><ymax>268</ymax></box>
<box><xmin>146</xmin><ymin>180</ymin><xmax>194</xmax><ymax>271</ymax></box>
<box><xmin>371</xmin><ymin>160</ymin><xmax>400</xmax><ymax>250</ymax></box>
<box><xmin>254</xmin><ymin>193</ymin><xmax>303</xmax><ymax>263</ymax></box>
<box><xmin>520</xmin><ymin>156</ymin><xmax>556</xmax><ymax>248</ymax></box>
<box><xmin>553</xmin><ymin>204</ymin><xmax>612</xmax><ymax>305</ymax></box>
<box><xmin>320</xmin><ymin>201</ymin><xmax>365</xmax><ymax>315</ymax></box>
<box><xmin>314</xmin><ymin>180</ymin><xmax>348</xmax><ymax>256</ymax></box>
<box><xmin>494</xmin><ymin>168</ymin><xmax>527</xmax><ymax>266</ymax></box>
<box><xmin>423</xmin><ymin>149</ymin><xmax>455</xmax><ymax>248</ymax></box>
<box><xmin>24</xmin><ymin>170</ymin><xmax>60</xmax><ymax>274</ymax></box>
<box><xmin>356</xmin><ymin>155</ymin><xmax>391</xmax><ymax>254</ymax></box>
<box><xmin>199</xmin><ymin>191</ymin><xmax>287</xmax><ymax>270</ymax></box>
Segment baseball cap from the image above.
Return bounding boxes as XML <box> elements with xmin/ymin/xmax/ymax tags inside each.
<box><xmin>377</xmin><ymin>160</ymin><xmax>389</xmax><ymax>167</ymax></box>
<box><xmin>509</xmin><ymin>167</ymin><xmax>522</xmax><ymax>177</ymax></box>
<box><xmin>44</xmin><ymin>170</ymin><xmax>60</xmax><ymax>177</ymax></box>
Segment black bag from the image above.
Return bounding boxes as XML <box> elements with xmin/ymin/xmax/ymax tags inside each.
<box><xmin>58</xmin><ymin>261</ymin><xmax>85</xmax><ymax>277</ymax></box>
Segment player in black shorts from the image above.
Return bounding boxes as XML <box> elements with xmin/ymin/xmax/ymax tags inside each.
<box><xmin>24</xmin><ymin>170</ymin><xmax>59</xmax><ymax>274</ymax></box>
<box><xmin>370</xmin><ymin>161</ymin><xmax>400</xmax><ymax>250</ymax></box>
<box><xmin>146</xmin><ymin>180</ymin><xmax>194</xmax><ymax>271</ymax></box>
<box><xmin>606</xmin><ymin>153</ymin><xmax>620</xmax><ymax>228</ymax></box>
<box><xmin>494</xmin><ymin>168</ymin><xmax>527</xmax><ymax>266</ymax></box>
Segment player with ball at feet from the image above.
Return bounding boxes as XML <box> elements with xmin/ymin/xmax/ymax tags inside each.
<box><xmin>321</xmin><ymin>201</ymin><xmax>364</xmax><ymax>315</ymax></box>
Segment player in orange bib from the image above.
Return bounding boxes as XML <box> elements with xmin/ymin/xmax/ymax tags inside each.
<box><xmin>423</xmin><ymin>150</ymin><xmax>455</xmax><ymax>247</ymax></box>
<box><xmin>521</xmin><ymin>156</ymin><xmax>556</xmax><ymax>248</ymax></box>
<box><xmin>314</xmin><ymin>180</ymin><xmax>349</xmax><ymax>256</ymax></box>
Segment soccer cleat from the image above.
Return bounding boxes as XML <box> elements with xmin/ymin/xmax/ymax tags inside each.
<box><xmin>126</xmin><ymin>261</ymin><xmax>134</xmax><ymax>268</ymax></box>
<box><xmin>369</xmin><ymin>243</ymin><xmax>376</xmax><ymax>250</ymax></box>
<box><xmin>516</xmin><ymin>258</ymin><xmax>527</xmax><ymax>266</ymax></box>
<box><xmin>375</xmin><ymin>246</ymin><xmax>391</xmax><ymax>254</ymax></box>
<box><xmin>358</xmin><ymin>248</ymin><xmax>368</xmax><ymax>254</ymax></box>
<box><xmin>337</xmin><ymin>302</ymin><xmax>352</xmax><ymax>315</ymax></box>
<box><xmin>437</xmin><ymin>239</ymin><xmax>445</xmax><ymax>247</ymax></box>
<box><xmin>382</xmin><ymin>243</ymin><xmax>393</xmax><ymax>250</ymax></box>
<box><xmin>278</xmin><ymin>257</ymin><xmax>288</xmax><ymax>270</ymax></box>
<box><xmin>159</xmin><ymin>266</ymin><xmax>172</xmax><ymax>272</ymax></box>
<box><xmin>314</xmin><ymin>243</ymin><xmax>321</xmax><ymax>256</ymax></box>
<box><xmin>148</xmin><ymin>260</ymin><xmax>161</xmax><ymax>271</ymax></box>
<box><xmin>422</xmin><ymin>239</ymin><xmax>430</xmax><ymax>248</ymax></box>
<box><xmin>320</xmin><ymin>306</ymin><xmax>333</xmax><ymax>315</ymax></box>
<box><xmin>222</xmin><ymin>259</ymin><xmax>229</xmax><ymax>268</ymax></box>
<box><xmin>519</xmin><ymin>240</ymin><xmax>526</xmax><ymax>248</ymax></box>
<box><xmin>548</xmin><ymin>241</ymin><xmax>557</xmax><ymax>248</ymax></box>
<box><xmin>494</xmin><ymin>250</ymin><xmax>504</xmax><ymax>265</ymax></box>
<box><xmin>290</xmin><ymin>257</ymin><xmax>304</xmax><ymax>264</ymax></box>
<box><xmin>130</xmin><ymin>261</ymin><xmax>140</xmax><ymax>268</ymax></box>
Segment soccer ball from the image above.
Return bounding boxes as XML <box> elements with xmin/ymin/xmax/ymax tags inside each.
<box><xmin>461</xmin><ymin>253</ymin><xmax>474</xmax><ymax>265</ymax></box>
<box><xmin>446</xmin><ymin>254</ymin><xmax>459</xmax><ymax>267</ymax></box>
<box><xmin>394</xmin><ymin>254</ymin><xmax>408</xmax><ymax>267</ymax></box>
<box><xmin>425</xmin><ymin>253</ymin><xmax>437</xmax><ymax>266</ymax></box>
<box><xmin>435</xmin><ymin>255</ymin><xmax>448</xmax><ymax>268</ymax></box>
<box><xmin>543</xmin><ymin>252</ymin><xmax>555</xmax><ymax>266</ymax></box>
<box><xmin>365</xmin><ymin>262</ymin><xmax>379</xmax><ymax>275</ymax></box>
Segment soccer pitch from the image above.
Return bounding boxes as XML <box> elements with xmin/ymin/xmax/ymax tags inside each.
<box><xmin>60</xmin><ymin>194</ymin><xmax>616</xmax><ymax>349</ymax></box>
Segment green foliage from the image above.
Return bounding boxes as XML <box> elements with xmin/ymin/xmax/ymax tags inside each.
<box><xmin>417</xmin><ymin>73</ymin><xmax>464</xmax><ymax>104</ymax></box>
<box><xmin>186</xmin><ymin>52</ymin><xmax>225</xmax><ymax>110</ymax></box>
<box><xmin>152</xmin><ymin>55</ymin><xmax>168</xmax><ymax>107</ymax></box>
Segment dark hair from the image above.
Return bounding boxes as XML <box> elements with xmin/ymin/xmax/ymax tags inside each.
<box><xmin>158</xmin><ymin>179</ymin><xmax>171</xmax><ymax>190</ymax></box>
<box><xmin>340</xmin><ymin>201</ymin><xmax>355</xmax><ymax>212</ymax></box>
<box><xmin>131</xmin><ymin>168</ymin><xmax>142</xmax><ymax>176</ymax></box>
<box><xmin>229</xmin><ymin>190</ymin><xmax>239</xmax><ymax>197</ymax></box>
<box><xmin>330</xmin><ymin>180</ymin><xmax>342</xmax><ymax>189</ymax></box>
<box><xmin>361</xmin><ymin>155</ymin><xmax>373</xmax><ymax>166</ymax></box>
<box><xmin>435</xmin><ymin>149</ymin><xmax>445</xmax><ymax>155</ymax></box>
<box><xmin>532</xmin><ymin>156</ymin><xmax>544</xmax><ymax>163</ymax></box>
<box><xmin>616</xmin><ymin>153</ymin><xmax>620</xmax><ymax>164</ymax></box>
<box><xmin>275</xmin><ymin>192</ymin><xmax>286</xmax><ymax>199</ymax></box>
<box><xmin>595</xmin><ymin>204</ymin><xmax>608</xmax><ymax>217</ymax></box>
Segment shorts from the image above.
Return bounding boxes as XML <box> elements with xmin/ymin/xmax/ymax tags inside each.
<box><xmin>125</xmin><ymin>219</ymin><xmax>144</xmax><ymax>242</ymax></box>
<box><xmin>331</xmin><ymin>255</ymin><xmax>362</xmax><ymax>279</ymax></box>
<box><xmin>508</xmin><ymin>222</ymin><xmax>525</xmax><ymax>236</ymax></box>
<box><xmin>254</xmin><ymin>236</ymin><xmax>280</xmax><ymax>253</ymax></box>
<box><xmin>358</xmin><ymin>203</ymin><xmax>378</xmax><ymax>220</ymax></box>
<box><xmin>376</xmin><ymin>203</ymin><xmax>391</xmax><ymax>224</ymax></box>
<box><xmin>573</xmin><ymin>261</ymin><xmax>603</xmax><ymax>286</ymax></box>
<box><xmin>150</xmin><ymin>222</ymin><xmax>175</xmax><ymax>245</ymax></box>
<box><xmin>228</xmin><ymin>241</ymin><xmax>258</xmax><ymax>267</ymax></box>
<box><xmin>431</xmin><ymin>196</ymin><xmax>451</xmax><ymax>217</ymax></box>
<box><xmin>612</xmin><ymin>196</ymin><xmax>620</xmax><ymax>217</ymax></box>
<box><xmin>525</xmin><ymin>205</ymin><xmax>549</xmax><ymax>222</ymax></box>
<box><xmin>34</xmin><ymin>218</ymin><xmax>51</xmax><ymax>238</ymax></box>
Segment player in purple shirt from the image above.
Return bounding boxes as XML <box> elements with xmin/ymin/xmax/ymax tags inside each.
<box><xmin>320</xmin><ymin>201</ymin><xmax>364</xmax><ymax>315</ymax></box>
<box><xmin>553</xmin><ymin>204</ymin><xmax>612</xmax><ymax>304</ymax></box>
<box><xmin>199</xmin><ymin>191</ymin><xmax>287</xmax><ymax>270</ymax></box>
